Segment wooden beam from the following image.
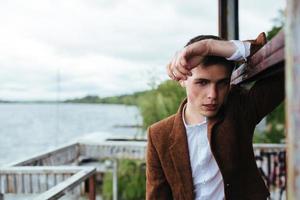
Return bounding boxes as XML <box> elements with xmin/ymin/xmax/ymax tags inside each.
<box><xmin>231</xmin><ymin>30</ymin><xmax>284</xmax><ymax>84</ymax></box>
<box><xmin>88</xmin><ymin>175</ymin><xmax>96</xmax><ymax>200</ymax></box>
<box><xmin>218</xmin><ymin>0</ymin><xmax>239</xmax><ymax>40</ymax></box>
<box><xmin>286</xmin><ymin>0</ymin><xmax>300</xmax><ymax>198</ymax></box>
<box><xmin>8</xmin><ymin>143</ymin><xmax>79</xmax><ymax>167</ymax></box>
<box><xmin>33</xmin><ymin>167</ymin><xmax>96</xmax><ymax>200</ymax></box>
<box><xmin>0</xmin><ymin>166</ymin><xmax>89</xmax><ymax>174</ymax></box>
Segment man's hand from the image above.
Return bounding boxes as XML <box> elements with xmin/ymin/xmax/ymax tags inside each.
<box><xmin>167</xmin><ymin>51</ymin><xmax>192</xmax><ymax>81</ymax></box>
<box><xmin>167</xmin><ymin>39</ymin><xmax>236</xmax><ymax>81</ymax></box>
<box><xmin>167</xmin><ymin>40</ymin><xmax>210</xmax><ymax>80</ymax></box>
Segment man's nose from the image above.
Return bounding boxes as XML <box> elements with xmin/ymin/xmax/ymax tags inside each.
<box><xmin>207</xmin><ymin>85</ymin><xmax>217</xmax><ymax>100</ymax></box>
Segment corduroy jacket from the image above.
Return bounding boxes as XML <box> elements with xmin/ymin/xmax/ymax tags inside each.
<box><xmin>146</xmin><ymin>70</ymin><xmax>284</xmax><ymax>200</ymax></box>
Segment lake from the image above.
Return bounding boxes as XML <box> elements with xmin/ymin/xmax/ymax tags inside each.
<box><xmin>0</xmin><ymin>103</ymin><xmax>143</xmax><ymax>166</ymax></box>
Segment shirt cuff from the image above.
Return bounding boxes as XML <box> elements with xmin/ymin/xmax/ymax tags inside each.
<box><xmin>226</xmin><ymin>40</ymin><xmax>251</xmax><ymax>61</ymax></box>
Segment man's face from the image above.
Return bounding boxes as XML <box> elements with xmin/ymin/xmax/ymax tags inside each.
<box><xmin>182</xmin><ymin>64</ymin><xmax>231</xmax><ymax>118</ymax></box>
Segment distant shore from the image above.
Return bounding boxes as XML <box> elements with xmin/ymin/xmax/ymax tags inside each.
<box><xmin>0</xmin><ymin>91</ymin><xmax>148</xmax><ymax>105</ymax></box>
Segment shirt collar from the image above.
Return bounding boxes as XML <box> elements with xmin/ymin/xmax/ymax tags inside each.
<box><xmin>182</xmin><ymin>104</ymin><xmax>207</xmax><ymax>129</ymax></box>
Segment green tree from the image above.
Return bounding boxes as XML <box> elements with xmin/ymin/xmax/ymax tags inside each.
<box><xmin>137</xmin><ymin>80</ymin><xmax>186</xmax><ymax>129</ymax></box>
<box><xmin>102</xmin><ymin>160</ymin><xmax>146</xmax><ymax>200</ymax></box>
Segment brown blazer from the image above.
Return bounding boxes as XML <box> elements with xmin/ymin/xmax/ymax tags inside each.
<box><xmin>146</xmin><ymin>71</ymin><xmax>284</xmax><ymax>200</ymax></box>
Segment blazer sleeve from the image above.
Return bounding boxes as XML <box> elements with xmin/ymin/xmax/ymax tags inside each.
<box><xmin>245</xmin><ymin>70</ymin><xmax>285</xmax><ymax>125</ymax></box>
<box><xmin>146</xmin><ymin>127</ymin><xmax>173</xmax><ymax>200</ymax></box>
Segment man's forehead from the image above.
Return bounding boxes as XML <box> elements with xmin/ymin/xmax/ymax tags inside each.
<box><xmin>191</xmin><ymin>64</ymin><xmax>231</xmax><ymax>80</ymax></box>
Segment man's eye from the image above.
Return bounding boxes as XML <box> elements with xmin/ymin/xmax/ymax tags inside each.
<box><xmin>197</xmin><ymin>80</ymin><xmax>208</xmax><ymax>86</ymax></box>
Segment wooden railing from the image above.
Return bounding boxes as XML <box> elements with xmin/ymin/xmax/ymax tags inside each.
<box><xmin>0</xmin><ymin>166</ymin><xmax>96</xmax><ymax>200</ymax></box>
<box><xmin>254</xmin><ymin>144</ymin><xmax>286</xmax><ymax>200</ymax></box>
<box><xmin>231</xmin><ymin>30</ymin><xmax>284</xmax><ymax>85</ymax></box>
<box><xmin>0</xmin><ymin>141</ymin><xmax>287</xmax><ymax>199</ymax></box>
<box><xmin>7</xmin><ymin>143</ymin><xmax>79</xmax><ymax>167</ymax></box>
<box><xmin>79</xmin><ymin>141</ymin><xmax>147</xmax><ymax>160</ymax></box>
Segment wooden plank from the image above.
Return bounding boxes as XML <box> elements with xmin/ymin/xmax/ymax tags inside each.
<box><xmin>286</xmin><ymin>0</ymin><xmax>300</xmax><ymax>198</ymax></box>
<box><xmin>47</xmin><ymin>175</ymin><xmax>55</xmax><ymax>190</ymax></box>
<box><xmin>0</xmin><ymin>166</ymin><xmax>98</xmax><ymax>195</ymax></box>
<box><xmin>55</xmin><ymin>174</ymin><xmax>63</xmax><ymax>185</ymax></box>
<box><xmin>23</xmin><ymin>174</ymin><xmax>31</xmax><ymax>194</ymax></box>
<box><xmin>7</xmin><ymin>174</ymin><xmax>15</xmax><ymax>193</ymax></box>
<box><xmin>231</xmin><ymin>30</ymin><xmax>284</xmax><ymax>84</ymax></box>
<box><xmin>16</xmin><ymin>174</ymin><xmax>23</xmax><ymax>194</ymax></box>
<box><xmin>32</xmin><ymin>174</ymin><xmax>40</xmax><ymax>193</ymax></box>
<box><xmin>0</xmin><ymin>166</ymin><xmax>89</xmax><ymax>174</ymax></box>
<box><xmin>8</xmin><ymin>143</ymin><xmax>79</xmax><ymax>167</ymax></box>
<box><xmin>88</xmin><ymin>175</ymin><xmax>96</xmax><ymax>200</ymax></box>
<box><xmin>33</xmin><ymin>167</ymin><xmax>96</xmax><ymax>200</ymax></box>
<box><xmin>79</xmin><ymin>141</ymin><xmax>147</xmax><ymax>160</ymax></box>
<box><xmin>0</xmin><ymin>175</ymin><xmax>7</xmax><ymax>193</ymax></box>
<box><xmin>39</xmin><ymin>174</ymin><xmax>47</xmax><ymax>192</ymax></box>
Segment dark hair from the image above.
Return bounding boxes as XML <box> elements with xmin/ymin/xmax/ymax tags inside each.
<box><xmin>185</xmin><ymin>35</ymin><xmax>235</xmax><ymax>74</ymax></box>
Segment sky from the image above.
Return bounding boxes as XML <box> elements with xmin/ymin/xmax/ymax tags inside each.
<box><xmin>0</xmin><ymin>0</ymin><xmax>286</xmax><ymax>101</ymax></box>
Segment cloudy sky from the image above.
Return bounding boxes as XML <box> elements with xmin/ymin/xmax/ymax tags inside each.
<box><xmin>0</xmin><ymin>0</ymin><xmax>286</xmax><ymax>101</ymax></box>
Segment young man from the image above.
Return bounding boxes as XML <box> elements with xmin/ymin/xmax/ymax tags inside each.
<box><xmin>146</xmin><ymin>33</ymin><xmax>284</xmax><ymax>200</ymax></box>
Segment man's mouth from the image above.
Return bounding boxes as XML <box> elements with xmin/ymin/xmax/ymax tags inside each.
<box><xmin>203</xmin><ymin>104</ymin><xmax>218</xmax><ymax>111</ymax></box>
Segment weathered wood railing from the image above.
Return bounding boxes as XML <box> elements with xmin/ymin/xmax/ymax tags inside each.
<box><xmin>254</xmin><ymin>144</ymin><xmax>286</xmax><ymax>200</ymax></box>
<box><xmin>7</xmin><ymin>143</ymin><xmax>80</xmax><ymax>167</ymax></box>
<box><xmin>231</xmin><ymin>30</ymin><xmax>284</xmax><ymax>85</ymax></box>
<box><xmin>7</xmin><ymin>141</ymin><xmax>147</xmax><ymax>168</ymax></box>
<box><xmin>0</xmin><ymin>166</ymin><xmax>96</xmax><ymax>200</ymax></box>
<box><xmin>0</xmin><ymin>140</ymin><xmax>286</xmax><ymax>199</ymax></box>
<box><xmin>79</xmin><ymin>141</ymin><xmax>147</xmax><ymax>160</ymax></box>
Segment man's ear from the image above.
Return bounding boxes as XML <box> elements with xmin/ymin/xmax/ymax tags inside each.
<box><xmin>179</xmin><ymin>80</ymin><xmax>186</xmax><ymax>87</ymax></box>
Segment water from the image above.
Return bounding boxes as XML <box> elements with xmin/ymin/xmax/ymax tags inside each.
<box><xmin>0</xmin><ymin>103</ymin><xmax>143</xmax><ymax>166</ymax></box>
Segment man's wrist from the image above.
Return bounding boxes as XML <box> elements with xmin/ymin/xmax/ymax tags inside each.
<box><xmin>226</xmin><ymin>40</ymin><xmax>251</xmax><ymax>61</ymax></box>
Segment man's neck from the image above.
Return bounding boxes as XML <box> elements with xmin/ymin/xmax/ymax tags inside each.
<box><xmin>184</xmin><ymin>102</ymin><xmax>206</xmax><ymax>125</ymax></box>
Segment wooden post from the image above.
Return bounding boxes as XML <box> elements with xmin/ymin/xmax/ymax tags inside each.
<box><xmin>218</xmin><ymin>0</ymin><xmax>239</xmax><ymax>40</ymax></box>
<box><xmin>286</xmin><ymin>0</ymin><xmax>300</xmax><ymax>199</ymax></box>
<box><xmin>113</xmin><ymin>159</ymin><xmax>118</xmax><ymax>200</ymax></box>
<box><xmin>88</xmin><ymin>175</ymin><xmax>96</xmax><ymax>200</ymax></box>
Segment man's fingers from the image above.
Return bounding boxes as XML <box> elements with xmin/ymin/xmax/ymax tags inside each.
<box><xmin>167</xmin><ymin>50</ymin><xmax>194</xmax><ymax>81</ymax></box>
<box><xmin>166</xmin><ymin>62</ymin><xmax>176</xmax><ymax>80</ymax></box>
<box><xmin>176</xmin><ymin>50</ymin><xmax>192</xmax><ymax>76</ymax></box>
<box><xmin>170</xmin><ymin>57</ymin><xmax>178</xmax><ymax>80</ymax></box>
<box><xmin>179</xmin><ymin>59</ymin><xmax>192</xmax><ymax>76</ymax></box>
<box><xmin>167</xmin><ymin>61</ymin><xmax>180</xmax><ymax>81</ymax></box>
<box><xmin>173</xmin><ymin>67</ymin><xmax>187</xmax><ymax>80</ymax></box>
<box><xmin>176</xmin><ymin>65</ymin><xmax>190</xmax><ymax>79</ymax></box>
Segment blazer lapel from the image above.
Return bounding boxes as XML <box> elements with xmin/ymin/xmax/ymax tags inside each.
<box><xmin>169</xmin><ymin>99</ymin><xmax>194</xmax><ymax>200</ymax></box>
<box><xmin>207</xmin><ymin>117</ymin><xmax>218</xmax><ymax>144</ymax></box>
<box><xmin>207</xmin><ymin>106</ymin><xmax>225</xmax><ymax>144</ymax></box>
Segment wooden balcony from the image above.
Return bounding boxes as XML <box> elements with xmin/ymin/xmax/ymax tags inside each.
<box><xmin>0</xmin><ymin>140</ymin><xmax>286</xmax><ymax>199</ymax></box>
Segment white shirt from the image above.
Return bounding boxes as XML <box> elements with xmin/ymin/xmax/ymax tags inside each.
<box><xmin>182</xmin><ymin>111</ymin><xmax>225</xmax><ymax>200</ymax></box>
<box><xmin>226</xmin><ymin>40</ymin><xmax>251</xmax><ymax>61</ymax></box>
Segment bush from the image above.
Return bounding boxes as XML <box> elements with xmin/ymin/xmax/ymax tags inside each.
<box><xmin>137</xmin><ymin>80</ymin><xmax>186</xmax><ymax>129</ymax></box>
<box><xmin>102</xmin><ymin>160</ymin><xmax>146</xmax><ymax>200</ymax></box>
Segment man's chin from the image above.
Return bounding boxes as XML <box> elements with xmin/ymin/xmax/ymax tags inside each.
<box><xmin>200</xmin><ymin>110</ymin><xmax>218</xmax><ymax>118</ymax></box>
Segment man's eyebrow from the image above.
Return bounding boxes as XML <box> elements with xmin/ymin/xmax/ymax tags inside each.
<box><xmin>194</xmin><ymin>78</ymin><xmax>210</xmax><ymax>81</ymax></box>
<box><xmin>193</xmin><ymin>77</ymin><xmax>230</xmax><ymax>82</ymax></box>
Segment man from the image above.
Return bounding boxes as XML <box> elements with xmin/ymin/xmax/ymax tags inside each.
<box><xmin>146</xmin><ymin>33</ymin><xmax>284</xmax><ymax>200</ymax></box>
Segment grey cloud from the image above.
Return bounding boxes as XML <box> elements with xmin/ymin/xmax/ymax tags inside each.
<box><xmin>0</xmin><ymin>0</ymin><xmax>285</xmax><ymax>100</ymax></box>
